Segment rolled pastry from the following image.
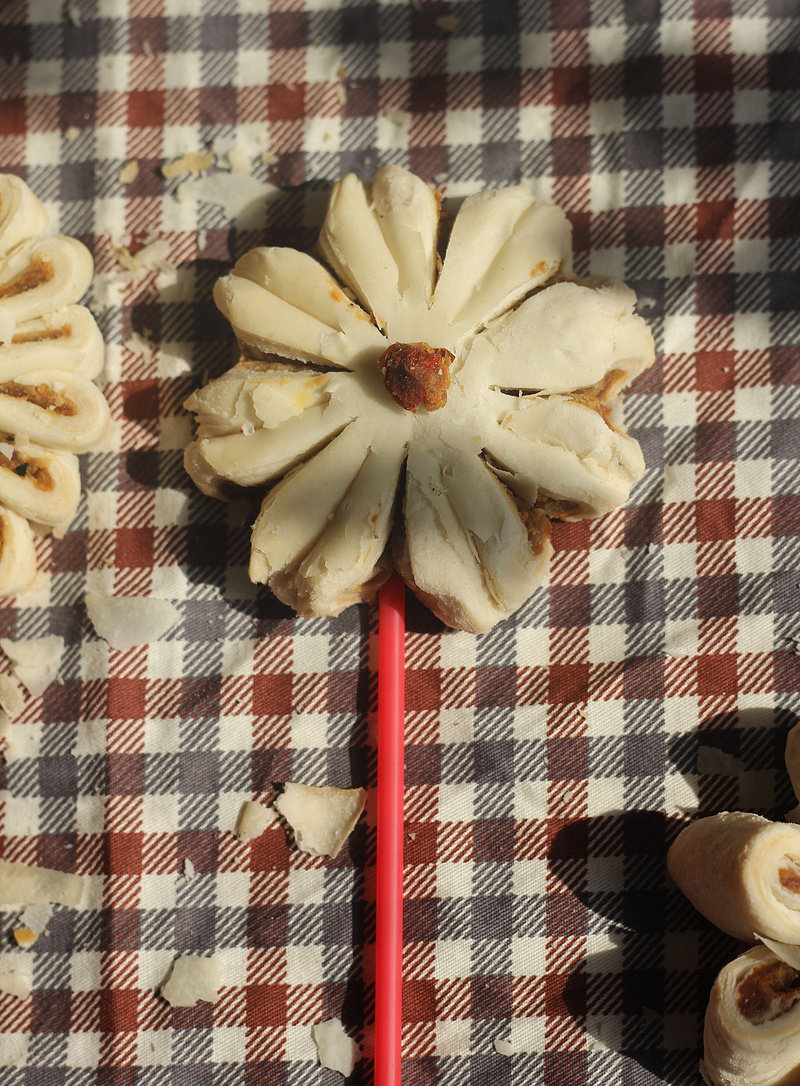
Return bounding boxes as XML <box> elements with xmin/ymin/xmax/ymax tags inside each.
<box><xmin>667</xmin><ymin>812</ymin><xmax>800</xmax><ymax>943</ymax></box>
<box><xmin>0</xmin><ymin>369</ymin><xmax>111</xmax><ymax>452</ymax></box>
<box><xmin>0</xmin><ymin>443</ymin><xmax>81</xmax><ymax>532</ymax></box>
<box><xmin>785</xmin><ymin>724</ymin><xmax>800</xmax><ymax>822</ymax></box>
<box><xmin>0</xmin><ymin>507</ymin><xmax>36</xmax><ymax>594</ymax></box>
<box><xmin>0</xmin><ymin>235</ymin><xmax>94</xmax><ymax>324</ymax></box>
<box><xmin>702</xmin><ymin>944</ymin><xmax>800</xmax><ymax>1086</ymax></box>
<box><xmin>0</xmin><ymin>174</ymin><xmax>49</xmax><ymax>258</ymax></box>
<box><xmin>0</xmin><ymin>305</ymin><xmax>105</xmax><ymax>380</ymax></box>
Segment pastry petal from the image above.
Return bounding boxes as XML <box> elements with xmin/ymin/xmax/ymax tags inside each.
<box><xmin>249</xmin><ymin>421</ymin><xmax>383</xmax><ymax>597</ymax></box>
<box><xmin>184</xmin><ymin>364</ymin><xmax>335</xmax><ymax>439</ymax></box>
<box><xmin>274</xmin><ymin>437</ymin><xmax>406</xmax><ymax>616</ymax></box>
<box><xmin>370</xmin><ymin>164</ymin><xmax>439</xmax><ymax>306</ymax></box>
<box><xmin>463</xmin><ymin>278</ymin><xmax>655</xmax><ymax>396</ymax></box>
<box><xmin>185</xmin><ymin>397</ymin><xmax>354</xmax><ymax>497</ymax></box>
<box><xmin>215</xmin><ymin>247</ymin><xmax>385</xmax><ymax>368</ymax></box>
<box><xmin>482</xmin><ymin>391</ymin><xmax>645</xmax><ymax>518</ymax></box>
<box><xmin>399</xmin><ymin>439</ymin><xmax>552</xmax><ymax>633</ymax></box>
<box><xmin>431</xmin><ymin>187</ymin><xmax>572</xmax><ymax>338</ymax></box>
<box><xmin>318</xmin><ymin>166</ymin><xmax>439</xmax><ymax>339</ymax></box>
<box><xmin>0</xmin><ymin>175</ymin><xmax>50</xmax><ymax>258</ymax></box>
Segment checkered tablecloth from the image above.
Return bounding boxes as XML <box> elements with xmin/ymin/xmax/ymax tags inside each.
<box><xmin>1</xmin><ymin>1</ymin><xmax>799</xmax><ymax>1083</ymax></box>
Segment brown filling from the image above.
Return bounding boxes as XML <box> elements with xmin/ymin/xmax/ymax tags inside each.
<box><xmin>559</xmin><ymin>369</ymin><xmax>628</xmax><ymax>420</ymax></box>
<box><xmin>0</xmin><ymin>381</ymin><xmax>76</xmax><ymax>415</ymax></box>
<box><xmin>779</xmin><ymin>864</ymin><xmax>800</xmax><ymax>893</ymax></box>
<box><xmin>0</xmin><ymin>448</ymin><xmax>53</xmax><ymax>490</ymax></box>
<box><xmin>569</xmin><ymin>387</ymin><xmax>611</xmax><ymax>417</ymax></box>
<box><xmin>535</xmin><ymin>493</ymin><xmax>591</xmax><ymax>521</ymax></box>
<box><xmin>737</xmin><ymin>960</ymin><xmax>800</xmax><ymax>1025</ymax></box>
<box><xmin>0</xmin><ymin>255</ymin><xmax>55</xmax><ymax>300</ymax></box>
<box><xmin>518</xmin><ymin>505</ymin><xmax>551</xmax><ymax>556</ymax></box>
<box><xmin>11</xmin><ymin>322</ymin><xmax>71</xmax><ymax>345</ymax></box>
<box><xmin>379</xmin><ymin>341</ymin><xmax>453</xmax><ymax>413</ymax></box>
<box><xmin>589</xmin><ymin>368</ymin><xmax>628</xmax><ymax>405</ymax></box>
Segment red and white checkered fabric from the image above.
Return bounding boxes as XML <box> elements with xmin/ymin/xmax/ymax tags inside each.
<box><xmin>1</xmin><ymin>1</ymin><xmax>799</xmax><ymax>1083</ymax></box>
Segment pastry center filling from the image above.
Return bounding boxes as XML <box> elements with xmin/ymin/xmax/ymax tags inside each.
<box><xmin>12</xmin><ymin>322</ymin><xmax>71</xmax><ymax>344</ymax></box>
<box><xmin>0</xmin><ymin>381</ymin><xmax>76</xmax><ymax>416</ymax></box>
<box><xmin>737</xmin><ymin>960</ymin><xmax>800</xmax><ymax>1024</ymax></box>
<box><xmin>0</xmin><ymin>255</ymin><xmax>55</xmax><ymax>300</ymax></box>
<box><xmin>0</xmin><ymin>447</ymin><xmax>53</xmax><ymax>489</ymax></box>
<box><xmin>778</xmin><ymin>858</ymin><xmax>800</xmax><ymax>894</ymax></box>
<box><xmin>378</xmin><ymin>341</ymin><xmax>453</xmax><ymax>413</ymax></box>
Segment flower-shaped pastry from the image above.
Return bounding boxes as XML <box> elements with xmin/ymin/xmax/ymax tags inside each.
<box><xmin>185</xmin><ymin>166</ymin><xmax>654</xmax><ymax>632</ymax></box>
<box><xmin>0</xmin><ymin>175</ymin><xmax>110</xmax><ymax>593</ymax></box>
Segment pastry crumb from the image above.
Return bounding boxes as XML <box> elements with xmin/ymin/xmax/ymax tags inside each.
<box><xmin>160</xmin><ymin>954</ymin><xmax>221</xmax><ymax>1008</ymax></box>
<box><xmin>273</xmin><ymin>782</ymin><xmax>367</xmax><ymax>858</ymax></box>
<box><xmin>161</xmin><ymin>150</ymin><xmax>214</xmax><ymax>180</ymax></box>
<box><xmin>118</xmin><ymin>160</ymin><xmax>139</xmax><ymax>185</ymax></box>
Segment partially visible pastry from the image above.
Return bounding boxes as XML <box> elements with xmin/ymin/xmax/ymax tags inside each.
<box><xmin>0</xmin><ymin>174</ymin><xmax>111</xmax><ymax>593</ymax></box>
<box><xmin>668</xmin><ymin>811</ymin><xmax>800</xmax><ymax>944</ymax></box>
<box><xmin>702</xmin><ymin>944</ymin><xmax>800</xmax><ymax>1086</ymax></box>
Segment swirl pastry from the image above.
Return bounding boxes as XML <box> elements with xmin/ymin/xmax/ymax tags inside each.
<box><xmin>667</xmin><ymin>811</ymin><xmax>800</xmax><ymax>943</ymax></box>
<box><xmin>0</xmin><ymin>174</ymin><xmax>110</xmax><ymax>592</ymax></box>
<box><xmin>702</xmin><ymin>944</ymin><xmax>800</xmax><ymax>1086</ymax></box>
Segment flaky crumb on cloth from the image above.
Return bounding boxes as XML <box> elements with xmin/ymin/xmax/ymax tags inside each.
<box><xmin>494</xmin><ymin>1036</ymin><xmax>515</xmax><ymax>1056</ymax></box>
<box><xmin>113</xmin><ymin>238</ymin><xmax>172</xmax><ymax>281</ymax></box>
<box><xmin>312</xmin><ymin>1018</ymin><xmax>360</xmax><ymax>1077</ymax></box>
<box><xmin>12</xmin><ymin>926</ymin><xmax>39</xmax><ymax>948</ymax></box>
<box><xmin>160</xmin><ymin>954</ymin><xmax>222</xmax><ymax>1007</ymax></box>
<box><xmin>161</xmin><ymin>150</ymin><xmax>214</xmax><ymax>180</ymax></box>
<box><xmin>273</xmin><ymin>783</ymin><xmax>367</xmax><ymax>858</ymax></box>
<box><xmin>0</xmin><ymin>858</ymin><xmax>84</xmax><ymax>907</ymax></box>
<box><xmin>236</xmin><ymin>799</ymin><xmax>275</xmax><ymax>842</ymax></box>
<box><xmin>1</xmin><ymin>718</ymin><xmax>39</xmax><ymax>763</ymax></box>
<box><xmin>0</xmin><ymin>672</ymin><xmax>25</xmax><ymax>718</ymax></box>
<box><xmin>175</xmin><ymin>172</ymin><xmax>279</xmax><ymax>225</ymax></box>
<box><xmin>184</xmin><ymin>165</ymin><xmax>655</xmax><ymax>632</ymax></box>
<box><xmin>0</xmin><ymin>953</ymin><xmax>33</xmax><ymax>999</ymax></box>
<box><xmin>118</xmin><ymin>160</ymin><xmax>139</xmax><ymax>184</ymax></box>
<box><xmin>85</xmin><ymin>593</ymin><xmax>180</xmax><ymax>649</ymax></box>
<box><xmin>1</xmin><ymin>635</ymin><xmax>64</xmax><ymax>697</ymax></box>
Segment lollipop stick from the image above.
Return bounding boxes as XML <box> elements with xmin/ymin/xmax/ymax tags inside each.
<box><xmin>375</xmin><ymin>575</ymin><xmax>406</xmax><ymax>1085</ymax></box>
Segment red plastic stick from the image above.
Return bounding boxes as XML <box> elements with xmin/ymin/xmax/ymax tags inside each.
<box><xmin>375</xmin><ymin>576</ymin><xmax>406</xmax><ymax>1086</ymax></box>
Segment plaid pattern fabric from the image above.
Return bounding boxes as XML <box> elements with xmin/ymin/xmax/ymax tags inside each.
<box><xmin>1</xmin><ymin>0</ymin><xmax>799</xmax><ymax>1083</ymax></box>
